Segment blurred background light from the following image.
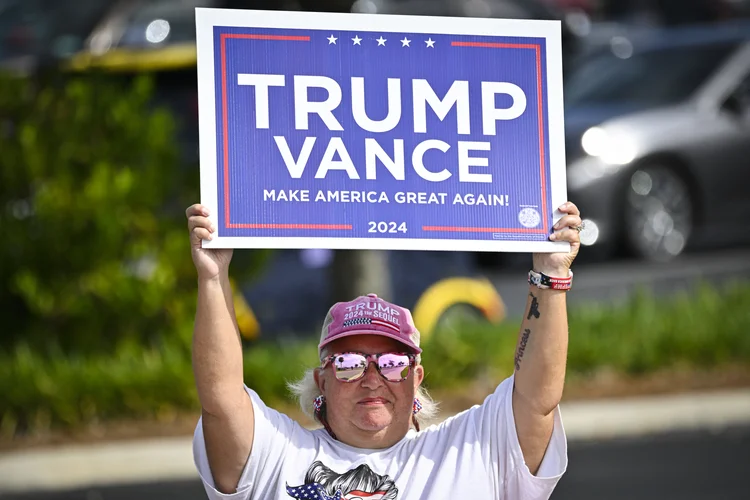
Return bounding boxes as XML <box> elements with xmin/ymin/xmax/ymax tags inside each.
<box><xmin>580</xmin><ymin>126</ymin><xmax>608</xmax><ymax>157</ymax></box>
<box><xmin>351</xmin><ymin>0</ymin><xmax>378</xmax><ymax>13</ymax></box>
<box><xmin>610</xmin><ymin>35</ymin><xmax>634</xmax><ymax>58</ymax></box>
<box><xmin>581</xmin><ymin>126</ymin><xmax>637</xmax><ymax>165</ymax></box>
<box><xmin>579</xmin><ymin>218</ymin><xmax>599</xmax><ymax>246</ymax></box>
<box><xmin>89</xmin><ymin>31</ymin><xmax>112</xmax><ymax>55</ymax></box>
<box><xmin>145</xmin><ymin>19</ymin><xmax>170</xmax><ymax>44</ymax></box>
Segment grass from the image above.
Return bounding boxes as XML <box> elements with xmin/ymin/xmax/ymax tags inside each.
<box><xmin>1</xmin><ymin>281</ymin><xmax>749</xmax><ymax>439</ymax></box>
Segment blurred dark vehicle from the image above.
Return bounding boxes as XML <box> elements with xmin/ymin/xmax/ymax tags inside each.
<box><xmin>564</xmin><ymin>21</ymin><xmax>750</xmax><ymax>261</ymax></box>
<box><xmin>351</xmin><ymin>0</ymin><xmax>585</xmax><ymax>65</ymax></box>
<box><xmin>601</xmin><ymin>0</ymin><xmax>744</xmax><ymax>26</ymax></box>
<box><xmin>0</xmin><ymin>0</ymin><xmax>113</xmax><ymax>74</ymax></box>
<box><xmin>567</xmin><ymin>20</ymin><xmax>658</xmax><ymax>63</ymax></box>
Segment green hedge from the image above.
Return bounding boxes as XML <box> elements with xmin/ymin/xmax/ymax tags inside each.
<box><xmin>2</xmin><ymin>281</ymin><xmax>749</xmax><ymax>439</ymax></box>
<box><xmin>424</xmin><ymin>281</ymin><xmax>750</xmax><ymax>389</ymax></box>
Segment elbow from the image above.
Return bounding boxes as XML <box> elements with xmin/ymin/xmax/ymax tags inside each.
<box><xmin>532</xmin><ymin>396</ymin><xmax>562</xmax><ymax>418</ymax></box>
<box><xmin>513</xmin><ymin>384</ymin><xmax>562</xmax><ymax>417</ymax></box>
<box><xmin>197</xmin><ymin>381</ymin><xmax>250</xmax><ymax>418</ymax></box>
<box><xmin>201</xmin><ymin>398</ymin><xmax>243</xmax><ymax>421</ymax></box>
<box><xmin>536</xmin><ymin>386</ymin><xmax>563</xmax><ymax>416</ymax></box>
<box><xmin>513</xmin><ymin>370</ymin><xmax>565</xmax><ymax>416</ymax></box>
<box><xmin>215</xmin><ymin>480</ymin><xmax>239</xmax><ymax>496</ymax></box>
<box><xmin>539</xmin><ymin>397</ymin><xmax>562</xmax><ymax>417</ymax></box>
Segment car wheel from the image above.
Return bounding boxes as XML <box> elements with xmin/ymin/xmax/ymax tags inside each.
<box><xmin>623</xmin><ymin>165</ymin><xmax>694</xmax><ymax>261</ymax></box>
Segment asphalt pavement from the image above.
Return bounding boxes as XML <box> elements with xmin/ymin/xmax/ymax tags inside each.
<box><xmin>3</xmin><ymin>425</ymin><xmax>748</xmax><ymax>500</ymax></box>
<box><xmin>553</xmin><ymin>424</ymin><xmax>750</xmax><ymax>500</ymax></box>
<box><xmin>490</xmin><ymin>246</ymin><xmax>750</xmax><ymax>317</ymax></box>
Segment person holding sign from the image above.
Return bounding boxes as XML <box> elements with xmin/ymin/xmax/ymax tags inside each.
<box><xmin>186</xmin><ymin>200</ymin><xmax>583</xmax><ymax>500</ymax></box>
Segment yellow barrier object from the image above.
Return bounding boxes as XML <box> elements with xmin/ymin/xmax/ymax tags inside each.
<box><xmin>230</xmin><ymin>279</ymin><xmax>260</xmax><ymax>341</ymax></box>
<box><xmin>412</xmin><ymin>276</ymin><xmax>505</xmax><ymax>341</ymax></box>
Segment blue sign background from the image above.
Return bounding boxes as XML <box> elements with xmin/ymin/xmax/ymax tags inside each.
<box><xmin>212</xmin><ymin>26</ymin><xmax>552</xmax><ymax>241</ymax></box>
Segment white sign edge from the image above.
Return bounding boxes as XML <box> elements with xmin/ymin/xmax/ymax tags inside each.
<box><xmin>195</xmin><ymin>8</ymin><xmax>568</xmax><ymax>253</ymax></box>
<box><xmin>202</xmin><ymin>235</ymin><xmax>570</xmax><ymax>253</ymax></box>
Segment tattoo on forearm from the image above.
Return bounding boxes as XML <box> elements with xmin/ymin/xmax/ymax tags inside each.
<box><xmin>527</xmin><ymin>292</ymin><xmax>541</xmax><ymax>320</ymax></box>
<box><xmin>514</xmin><ymin>328</ymin><xmax>531</xmax><ymax>371</ymax></box>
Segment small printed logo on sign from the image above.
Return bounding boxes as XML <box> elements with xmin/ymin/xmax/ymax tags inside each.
<box><xmin>518</xmin><ymin>207</ymin><xmax>541</xmax><ymax>228</ymax></box>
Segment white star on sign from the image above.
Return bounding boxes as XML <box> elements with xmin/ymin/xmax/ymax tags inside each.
<box><xmin>351</xmin><ymin>35</ymin><xmax>362</xmax><ymax>45</ymax></box>
<box><xmin>401</xmin><ymin>37</ymin><xmax>411</xmax><ymax>47</ymax></box>
<box><xmin>425</xmin><ymin>37</ymin><xmax>435</xmax><ymax>48</ymax></box>
<box><xmin>376</xmin><ymin>36</ymin><xmax>387</xmax><ymax>46</ymax></box>
<box><xmin>327</xmin><ymin>34</ymin><xmax>337</xmax><ymax>44</ymax></box>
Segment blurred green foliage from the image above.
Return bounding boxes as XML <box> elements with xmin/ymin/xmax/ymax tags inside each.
<box><xmin>2</xmin><ymin>281</ymin><xmax>749</xmax><ymax>439</ymax></box>
<box><xmin>0</xmin><ymin>70</ymin><xmax>197</xmax><ymax>354</ymax></box>
<box><xmin>0</xmin><ymin>70</ymin><xmax>267</xmax><ymax>356</ymax></box>
<box><xmin>424</xmin><ymin>281</ymin><xmax>750</xmax><ymax>390</ymax></box>
<box><xmin>0</xmin><ymin>68</ymin><xmax>278</xmax><ymax>438</ymax></box>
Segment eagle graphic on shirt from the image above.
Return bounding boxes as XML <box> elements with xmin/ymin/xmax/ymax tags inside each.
<box><xmin>286</xmin><ymin>461</ymin><xmax>398</xmax><ymax>500</ymax></box>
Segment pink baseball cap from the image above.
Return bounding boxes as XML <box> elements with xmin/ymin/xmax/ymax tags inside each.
<box><xmin>318</xmin><ymin>293</ymin><xmax>422</xmax><ymax>355</ymax></box>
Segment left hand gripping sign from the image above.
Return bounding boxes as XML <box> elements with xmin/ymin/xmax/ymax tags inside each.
<box><xmin>195</xmin><ymin>8</ymin><xmax>569</xmax><ymax>253</ymax></box>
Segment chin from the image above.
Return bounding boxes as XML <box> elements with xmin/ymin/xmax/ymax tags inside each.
<box><xmin>355</xmin><ymin>408</ymin><xmax>393</xmax><ymax>431</ymax></box>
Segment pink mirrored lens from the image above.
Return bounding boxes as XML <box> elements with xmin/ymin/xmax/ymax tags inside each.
<box><xmin>332</xmin><ymin>353</ymin><xmax>367</xmax><ymax>381</ymax></box>
<box><xmin>377</xmin><ymin>353</ymin><xmax>411</xmax><ymax>381</ymax></box>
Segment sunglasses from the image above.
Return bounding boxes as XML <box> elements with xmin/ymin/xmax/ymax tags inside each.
<box><xmin>321</xmin><ymin>352</ymin><xmax>416</xmax><ymax>383</ymax></box>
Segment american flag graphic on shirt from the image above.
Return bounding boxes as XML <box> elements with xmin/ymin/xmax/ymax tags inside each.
<box><xmin>285</xmin><ymin>483</ymin><xmax>342</xmax><ymax>500</ymax></box>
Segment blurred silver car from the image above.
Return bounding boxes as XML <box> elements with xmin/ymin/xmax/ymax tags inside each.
<box><xmin>564</xmin><ymin>22</ymin><xmax>750</xmax><ymax>261</ymax></box>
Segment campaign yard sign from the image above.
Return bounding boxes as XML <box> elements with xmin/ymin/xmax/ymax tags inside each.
<box><xmin>195</xmin><ymin>8</ymin><xmax>568</xmax><ymax>252</ymax></box>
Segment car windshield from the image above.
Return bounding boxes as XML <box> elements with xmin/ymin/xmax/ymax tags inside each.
<box><xmin>564</xmin><ymin>41</ymin><xmax>738</xmax><ymax>107</ymax></box>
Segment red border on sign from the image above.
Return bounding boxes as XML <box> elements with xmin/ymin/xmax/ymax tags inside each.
<box><xmin>422</xmin><ymin>41</ymin><xmax>549</xmax><ymax>235</ymax></box>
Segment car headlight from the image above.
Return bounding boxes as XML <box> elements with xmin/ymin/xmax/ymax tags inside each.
<box><xmin>581</xmin><ymin>126</ymin><xmax>637</xmax><ymax>165</ymax></box>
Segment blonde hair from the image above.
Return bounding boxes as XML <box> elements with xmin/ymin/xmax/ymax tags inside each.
<box><xmin>287</xmin><ymin>354</ymin><xmax>439</xmax><ymax>429</ymax></box>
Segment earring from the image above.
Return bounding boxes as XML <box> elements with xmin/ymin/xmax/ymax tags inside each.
<box><xmin>412</xmin><ymin>398</ymin><xmax>422</xmax><ymax>432</ymax></box>
<box><xmin>314</xmin><ymin>395</ymin><xmax>339</xmax><ymax>441</ymax></box>
<box><xmin>413</xmin><ymin>398</ymin><xmax>422</xmax><ymax>415</ymax></box>
<box><xmin>313</xmin><ymin>395</ymin><xmax>325</xmax><ymax>416</ymax></box>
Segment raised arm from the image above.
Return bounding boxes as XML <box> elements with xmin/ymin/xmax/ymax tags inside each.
<box><xmin>187</xmin><ymin>204</ymin><xmax>255</xmax><ymax>494</ymax></box>
<box><xmin>511</xmin><ymin>202</ymin><xmax>581</xmax><ymax>474</ymax></box>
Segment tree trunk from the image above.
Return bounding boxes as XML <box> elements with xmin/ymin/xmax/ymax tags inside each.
<box><xmin>329</xmin><ymin>250</ymin><xmax>392</xmax><ymax>303</ymax></box>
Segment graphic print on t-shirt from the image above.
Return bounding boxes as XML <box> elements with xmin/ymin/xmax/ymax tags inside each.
<box><xmin>286</xmin><ymin>460</ymin><xmax>398</xmax><ymax>499</ymax></box>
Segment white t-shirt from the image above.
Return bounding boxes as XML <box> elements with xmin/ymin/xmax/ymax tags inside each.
<box><xmin>193</xmin><ymin>375</ymin><xmax>568</xmax><ymax>499</ymax></box>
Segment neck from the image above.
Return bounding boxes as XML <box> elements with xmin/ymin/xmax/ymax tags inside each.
<box><xmin>327</xmin><ymin>419</ymin><xmax>409</xmax><ymax>449</ymax></box>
